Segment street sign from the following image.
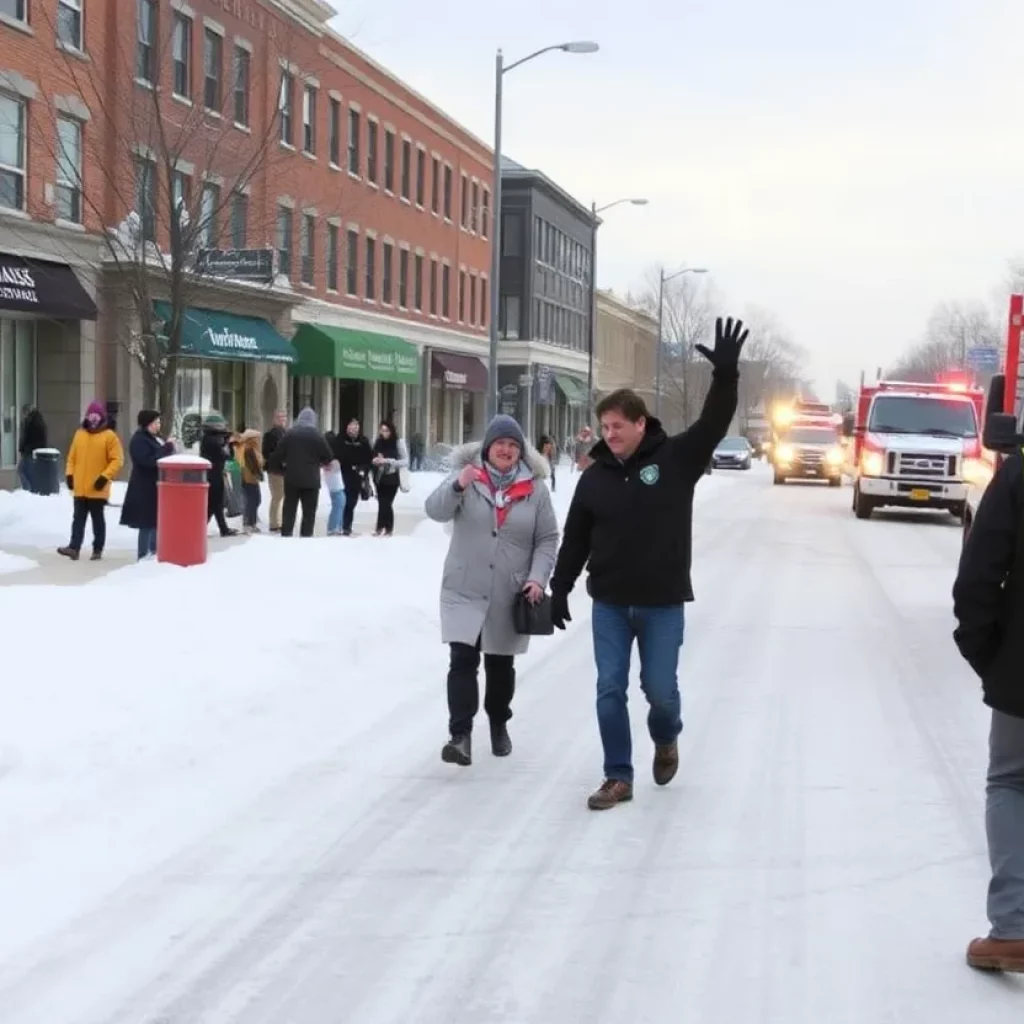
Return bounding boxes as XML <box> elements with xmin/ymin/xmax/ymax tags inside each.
<box><xmin>195</xmin><ymin>248</ymin><xmax>275</xmax><ymax>282</ymax></box>
<box><xmin>966</xmin><ymin>345</ymin><xmax>1000</xmax><ymax>371</ymax></box>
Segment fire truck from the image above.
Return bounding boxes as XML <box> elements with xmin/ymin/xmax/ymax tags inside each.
<box><xmin>843</xmin><ymin>375</ymin><xmax>985</xmax><ymax>521</ymax></box>
<box><xmin>769</xmin><ymin>399</ymin><xmax>845</xmax><ymax>485</ymax></box>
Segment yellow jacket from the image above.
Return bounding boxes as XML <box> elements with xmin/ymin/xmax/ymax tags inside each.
<box><xmin>66</xmin><ymin>427</ymin><xmax>124</xmax><ymax>499</ymax></box>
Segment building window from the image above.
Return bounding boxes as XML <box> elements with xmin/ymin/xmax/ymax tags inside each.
<box><xmin>327</xmin><ymin>223</ymin><xmax>339</xmax><ymax>291</ymax></box>
<box><xmin>398</xmin><ymin>249</ymin><xmax>409</xmax><ymax>307</ymax></box>
<box><xmin>276</xmin><ymin>205</ymin><xmax>292</xmax><ymax>277</ymax></box>
<box><xmin>171</xmin><ymin>14</ymin><xmax>191</xmax><ymax>98</ymax></box>
<box><xmin>199</xmin><ymin>182</ymin><xmax>219</xmax><ymax>246</ymax></box>
<box><xmin>481</xmin><ymin>188</ymin><xmax>490</xmax><ymax>239</ymax></box>
<box><xmin>230</xmin><ymin>191</ymin><xmax>247</xmax><ymax>248</ymax></box>
<box><xmin>429</xmin><ymin>258</ymin><xmax>437</xmax><ymax>315</ymax></box>
<box><xmin>460</xmin><ymin>173</ymin><xmax>468</xmax><ymax>228</ymax></box>
<box><xmin>365</xmin><ymin>236</ymin><xmax>376</xmax><ymax>300</ymax></box>
<box><xmin>413</xmin><ymin>253</ymin><xmax>423</xmax><ymax>311</ymax></box>
<box><xmin>382</xmin><ymin>241</ymin><xmax>393</xmax><ymax>304</ymax></box>
<box><xmin>171</xmin><ymin>170</ymin><xmax>189</xmax><ymax>220</ymax></box>
<box><xmin>470</xmin><ymin>273</ymin><xmax>477</xmax><ymax>324</ymax></box>
<box><xmin>302</xmin><ymin>84</ymin><xmax>316</xmax><ymax>154</ymax></box>
<box><xmin>278</xmin><ymin>71</ymin><xmax>294</xmax><ymax>145</ymax></box>
<box><xmin>384</xmin><ymin>128</ymin><xmax>394</xmax><ymax>192</ymax></box>
<box><xmin>430</xmin><ymin>156</ymin><xmax>440</xmax><ymax>214</ymax></box>
<box><xmin>300</xmin><ymin>213</ymin><xmax>315</xmax><ymax>285</ymax></box>
<box><xmin>1</xmin><ymin>1</ymin><xmax>26</xmax><ymax>25</ymax></box>
<box><xmin>480</xmin><ymin>278</ymin><xmax>488</xmax><ymax>328</ymax></box>
<box><xmin>441</xmin><ymin>264</ymin><xmax>450</xmax><ymax>318</ymax></box>
<box><xmin>366</xmin><ymin>120</ymin><xmax>378</xmax><ymax>183</ymax></box>
<box><xmin>55</xmin><ymin>117</ymin><xmax>83</xmax><ymax>223</ymax></box>
<box><xmin>0</xmin><ymin>93</ymin><xmax>25</xmax><ymax>211</ymax></box>
<box><xmin>203</xmin><ymin>29</ymin><xmax>222</xmax><ymax>111</ymax></box>
<box><xmin>233</xmin><ymin>46</ymin><xmax>250</xmax><ymax>125</ymax></box>
<box><xmin>134</xmin><ymin>157</ymin><xmax>156</xmax><ymax>242</ymax></box>
<box><xmin>443</xmin><ymin>164</ymin><xmax>452</xmax><ymax>219</ymax></box>
<box><xmin>0</xmin><ymin>319</ymin><xmax>37</xmax><ymax>469</ymax></box>
<box><xmin>501</xmin><ymin>212</ymin><xmax>522</xmax><ymax>256</ymax></box>
<box><xmin>347</xmin><ymin>108</ymin><xmax>360</xmax><ymax>175</ymax></box>
<box><xmin>57</xmin><ymin>0</ymin><xmax>84</xmax><ymax>48</ymax></box>
<box><xmin>136</xmin><ymin>0</ymin><xmax>157</xmax><ymax>84</ymax></box>
<box><xmin>328</xmin><ymin>97</ymin><xmax>340</xmax><ymax>165</ymax></box>
<box><xmin>400</xmin><ymin>138</ymin><xmax>411</xmax><ymax>200</ymax></box>
<box><xmin>470</xmin><ymin>181</ymin><xmax>478</xmax><ymax>233</ymax></box>
<box><xmin>415</xmin><ymin>148</ymin><xmax>425</xmax><ymax>207</ymax></box>
<box><xmin>346</xmin><ymin>229</ymin><xmax>358</xmax><ymax>295</ymax></box>
<box><xmin>458</xmin><ymin>270</ymin><xmax>466</xmax><ymax>321</ymax></box>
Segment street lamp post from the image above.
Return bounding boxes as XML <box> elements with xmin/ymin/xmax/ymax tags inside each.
<box><xmin>486</xmin><ymin>41</ymin><xmax>599</xmax><ymax>421</ymax></box>
<box><xmin>655</xmin><ymin>265</ymin><xmax>709</xmax><ymax>417</ymax></box>
<box><xmin>585</xmin><ymin>197</ymin><xmax>648</xmax><ymax>424</ymax></box>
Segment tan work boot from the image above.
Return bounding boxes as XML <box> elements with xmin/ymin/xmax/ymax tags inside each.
<box><xmin>587</xmin><ymin>779</ymin><xmax>633</xmax><ymax>811</ymax></box>
<box><xmin>966</xmin><ymin>936</ymin><xmax>1024</xmax><ymax>972</ymax></box>
<box><xmin>653</xmin><ymin>742</ymin><xmax>679</xmax><ymax>786</ymax></box>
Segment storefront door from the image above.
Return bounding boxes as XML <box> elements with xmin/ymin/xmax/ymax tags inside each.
<box><xmin>0</xmin><ymin>319</ymin><xmax>36</xmax><ymax>468</ymax></box>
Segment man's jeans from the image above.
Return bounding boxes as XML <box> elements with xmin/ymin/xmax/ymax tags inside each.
<box><xmin>987</xmin><ymin>710</ymin><xmax>1024</xmax><ymax>939</ymax></box>
<box><xmin>592</xmin><ymin>601</ymin><xmax>685</xmax><ymax>783</ymax></box>
<box><xmin>327</xmin><ymin>489</ymin><xmax>346</xmax><ymax>534</ymax></box>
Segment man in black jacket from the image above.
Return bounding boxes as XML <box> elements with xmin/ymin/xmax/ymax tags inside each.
<box><xmin>953</xmin><ymin>450</ymin><xmax>1024</xmax><ymax>972</ymax></box>
<box><xmin>550</xmin><ymin>316</ymin><xmax>747</xmax><ymax>810</ymax></box>
<box><xmin>269</xmin><ymin>407</ymin><xmax>334</xmax><ymax>537</ymax></box>
<box><xmin>262</xmin><ymin>409</ymin><xmax>288</xmax><ymax>532</ymax></box>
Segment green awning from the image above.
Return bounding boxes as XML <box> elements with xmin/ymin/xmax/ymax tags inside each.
<box><xmin>289</xmin><ymin>323</ymin><xmax>419</xmax><ymax>384</ymax></box>
<box><xmin>555</xmin><ymin>374</ymin><xmax>587</xmax><ymax>406</ymax></box>
<box><xmin>153</xmin><ymin>302</ymin><xmax>295</xmax><ymax>363</ymax></box>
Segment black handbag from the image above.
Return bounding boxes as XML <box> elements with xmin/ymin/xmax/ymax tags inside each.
<box><xmin>513</xmin><ymin>590</ymin><xmax>555</xmax><ymax>636</ymax></box>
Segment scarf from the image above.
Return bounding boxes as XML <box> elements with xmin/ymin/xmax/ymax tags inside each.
<box><xmin>478</xmin><ymin>460</ymin><xmax>534</xmax><ymax>528</ymax></box>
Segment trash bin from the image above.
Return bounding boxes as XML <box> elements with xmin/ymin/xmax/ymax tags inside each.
<box><xmin>31</xmin><ymin>447</ymin><xmax>62</xmax><ymax>496</ymax></box>
<box><xmin>157</xmin><ymin>454</ymin><xmax>211</xmax><ymax>567</ymax></box>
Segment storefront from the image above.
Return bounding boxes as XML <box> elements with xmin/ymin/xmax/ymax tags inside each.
<box><xmin>0</xmin><ymin>250</ymin><xmax>100</xmax><ymax>489</ymax></box>
<box><xmin>497</xmin><ymin>362</ymin><xmax>587</xmax><ymax>443</ymax></box>
<box><xmin>429</xmin><ymin>351</ymin><xmax>487</xmax><ymax>446</ymax></box>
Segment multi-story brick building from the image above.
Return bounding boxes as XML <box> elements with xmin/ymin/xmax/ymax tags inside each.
<box><xmin>0</xmin><ymin>0</ymin><xmax>493</xmax><ymax>486</ymax></box>
<box><xmin>594</xmin><ymin>289</ymin><xmax>658</xmax><ymax>413</ymax></box>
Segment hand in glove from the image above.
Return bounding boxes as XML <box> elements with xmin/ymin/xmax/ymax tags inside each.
<box><xmin>551</xmin><ymin>591</ymin><xmax>572</xmax><ymax>630</ymax></box>
<box><xmin>93</xmin><ymin>475</ymin><xmax>107</xmax><ymax>491</ymax></box>
<box><xmin>696</xmin><ymin>316</ymin><xmax>748</xmax><ymax>372</ymax></box>
<box><xmin>65</xmin><ymin>475</ymin><xmax>74</xmax><ymax>491</ymax></box>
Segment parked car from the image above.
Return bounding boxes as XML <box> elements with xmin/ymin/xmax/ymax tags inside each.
<box><xmin>712</xmin><ymin>436</ymin><xmax>753</xmax><ymax>470</ymax></box>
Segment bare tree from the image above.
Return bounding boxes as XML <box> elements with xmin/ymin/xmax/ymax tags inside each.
<box><xmin>888</xmin><ymin>300</ymin><xmax>1000</xmax><ymax>381</ymax></box>
<box><xmin>735</xmin><ymin>306</ymin><xmax>807</xmax><ymax>425</ymax></box>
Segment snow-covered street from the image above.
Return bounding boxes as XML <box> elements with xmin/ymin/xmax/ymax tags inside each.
<box><xmin>1</xmin><ymin>464</ymin><xmax>1019</xmax><ymax>1022</ymax></box>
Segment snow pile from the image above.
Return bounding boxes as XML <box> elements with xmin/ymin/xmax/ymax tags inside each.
<box><xmin>0</xmin><ymin>551</ymin><xmax>37</xmax><ymax>576</ymax></box>
<box><xmin>0</xmin><ymin>484</ymin><xmax>138</xmax><ymax>552</ymax></box>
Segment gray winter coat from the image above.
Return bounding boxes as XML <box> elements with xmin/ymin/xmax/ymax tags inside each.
<box><xmin>424</xmin><ymin>442</ymin><xmax>560</xmax><ymax>656</ymax></box>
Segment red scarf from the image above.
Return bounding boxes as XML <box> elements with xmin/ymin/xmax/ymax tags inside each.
<box><xmin>474</xmin><ymin>467</ymin><xmax>534</xmax><ymax>528</ymax></box>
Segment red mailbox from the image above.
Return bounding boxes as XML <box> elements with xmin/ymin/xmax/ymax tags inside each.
<box><xmin>157</xmin><ymin>454</ymin><xmax>211</xmax><ymax>567</ymax></box>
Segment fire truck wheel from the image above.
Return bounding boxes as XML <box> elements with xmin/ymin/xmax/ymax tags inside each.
<box><xmin>827</xmin><ymin>476</ymin><xmax>841</xmax><ymax>488</ymax></box>
<box><xmin>950</xmin><ymin>502</ymin><xmax>966</xmax><ymax>522</ymax></box>
<box><xmin>853</xmin><ymin>486</ymin><xmax>874</xmax><ymax>519</ymax></box>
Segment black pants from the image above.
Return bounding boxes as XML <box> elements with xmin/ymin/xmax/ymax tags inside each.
<box><xmin>342</xmin><ymin>482</ymin><xmax>361</xmax><ymax>534</ymax></box>
<box><xmin>69</xmin><ymin>497</ymin><xmax>106</xmax><ymax>553</ymax></box>
<box><xmin>207</xmin><ymin>482</ymin><xmax>231</xmax><ymax>536</ymax></box>
<box><xmin>282</xmin><ymin>484</ymin><xmax>319</xmax><ymax>537</ymax></box>
<box><xmin>447</xmin><ymin>639</ymin><xmax>515</xmax><ymax>737</ymax></box>
<box><xmin>376</xmin><ymin>478</ymin><xmax>399</xmax><ymax>534</ymax></box>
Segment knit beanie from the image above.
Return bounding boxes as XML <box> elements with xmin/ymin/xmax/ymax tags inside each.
<box><xmin>137</xmin><ymin>408</ymin><xmax>160</xmax><ymax>429</ymax></box>
<box><xmin>203</xmin><ymin>412</ymin><xmax>228</xmax><ymax>431</ymax></box>
<box><xmin>482</xmin><ymin>414</ymin><xmax>526</xmax><ymax>459</ymax></box>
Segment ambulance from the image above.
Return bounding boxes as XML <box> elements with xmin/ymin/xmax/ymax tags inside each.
<box><xmin>770</xmin><ymin>400</ymin><xmax>845</xmax><ymax>486</ymax></box>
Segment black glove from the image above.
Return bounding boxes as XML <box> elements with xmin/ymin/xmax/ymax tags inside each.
<box><xmin>696</xmin><ymin>316</ymin><xmax>748</xmax><ymax>372</ymax></box>
<box><xmin>65</xmin><ymin>475</ymin><xmax>74</xmax><ymax>491</ymax></box>
<box><xmin>551</xmin><ymin>591</ymin><xmax>571</xmax><ymax>630</ymax></box>
<box><xmin>93</xmin><ymin>475</ymin><xmax>107</xmax><ymax>491</ymax></box>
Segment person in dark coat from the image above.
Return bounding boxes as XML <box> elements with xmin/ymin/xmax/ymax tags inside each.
<box><xmin>120</xmin><ymin>409</ymin><xmax>174</xmax><ymax>559</ymax></box>
<box><xmin>953</xmin><ymin>450</ymin><xmax>1024</xmax><ymax>973</ymax></box>
<box><xmin>262</xmin><ymin>408</ymin><xmax>287</xmax><ymax>532</ymax></box>
<box><xmin>268</xmin><ymin>406</ymin><xmax>333</xmax><ymax>537</ymax></box>
<box><xmin>199</xmin><ymin>413</ymin><xmax>237</xmax><ymax>537</ymax></box>
<box><xmin>332</xmin><ymin>417</ymin><xmax>373</xmax><ymax>536</ymax></box>
<box><xmin>17</xmin><ymin>405</ymin><xmax>47</xmax><ymax>492</ymax></box>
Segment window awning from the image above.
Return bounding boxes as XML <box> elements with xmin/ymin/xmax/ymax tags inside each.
<box><xmin>289</xmin><ymin>323</ymin><xmax>419</xmax><ymax>384</ymax></box>
<box><xmin>555</xmin><ymin>374</ymin><xmax>587</xmax><ymax>406</ymax></box>
<box><xmin>153</xmin><ymin>302</ymin><xmax>295</xmax><ymax>363</ymax></box>
<box><xmin>431</xmin><ymin>351</ymin><xmax>487</xmax><ymax>392</ymax></box>
<box><xmin>0</xmin><ymin>253</ymin><xmax>97</xmax><ymax>319</ymax></box>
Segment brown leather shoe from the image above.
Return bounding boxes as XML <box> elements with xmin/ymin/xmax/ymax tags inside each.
<box><xmin>653</xmin><ymin>742</ymin><xmax>679</xmax><ymax>786</ymax></box>
<box><xmin>966</xmin><ymin>936</ymin><xmax>1024</xmax><ymax>972</ymax></box>
<box><xmin>587</xmin><ymin>779</ymin><xmax>633</xmax><ymax>811</ymax></box>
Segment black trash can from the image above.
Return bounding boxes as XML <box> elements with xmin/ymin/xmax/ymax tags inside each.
<box><xmin>31</xmin><ymin>447</ymin><xmax>61</xmax><ymax>496</ymax></box>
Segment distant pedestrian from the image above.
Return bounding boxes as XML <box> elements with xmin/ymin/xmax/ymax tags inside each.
<box><xmin>425</xmin><ymin>414</ymin><xmax>560</xmax><ymax>766</ymax></box>
<box><xmin>17</xmin><ymin>405</ymin><xmax>47</xmax><ymax>492</ymax></box>
<box><xmin>199</xmin><ymin>414</ymin><xmax>238</xmax><ymax>537</ymax></box>
<box><xmin>269</xmin><ymin>407</ymin><xmax>333</xmax><ymax>537</ymax></box>
<box><xmin>323</xmin><ymin>457</ymin><xmax>347</xmax><ymax>536</ymax></box>
<box><xmin>120</xmin><ymin>409</ymin><xmax>174</xmax><ymax>559</ymax></box>
<box><xmin>550</xmin><ymin>317</ymin><xmax>747</xmax><ymax>810</ymax></box>
<box><xmin>371</xmin><ymin>420</ymin><xmax>408</xmax><ymax>537</ymax></box>
<box><xmin>574</xmin><ymin>426</ymin><xmax>595</xmax><ymax>472</ymax></box>
<box><xmin>333</xmin><ymin>417</ymin><xmax>373</xmax><ymax>536</ymax></box>
<box><xmin>237</xmin><ymin>429</ymin><xmax>265</xmax><ymax>534</ymax></box>
<box><xmin>262</xmin><ymin>409</ymin><xmax>288</xmax><ymax>532</ymax></box>
<box><xmin>538</xmin><ymin>435</ymin><xmax>557</xmax><ymax>491</ymax></box>
<box><xmin>58</xmin><ymin>400</ymin><xmax>125</xmax><ymax>562</ymax></box>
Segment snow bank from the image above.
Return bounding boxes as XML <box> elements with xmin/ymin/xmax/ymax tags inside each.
<box><xmin>0</xmin><ymin>484</ymin><xmax>137</xmax><ymax>552</ymax></box>
<box><xmin>0</xmin><ymin>551</ymin><xmax>37</xmax><ymax>576</ymax></box>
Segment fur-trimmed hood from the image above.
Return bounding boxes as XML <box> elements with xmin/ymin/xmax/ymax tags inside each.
<box><xmin>449</xmin><ymin>440</ymin><xmax>550</xmax><ymax>480</ymax></box>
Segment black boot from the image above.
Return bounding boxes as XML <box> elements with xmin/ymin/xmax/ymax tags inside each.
<box><xmin>441</xmin><ymin>733</ymin><xmax>472</xmax><ymax>766</ymax></box>
<box><xmin>490</xmin><ymin>721</ymin><xmax>512</xmax><ymax>757</ymax></box>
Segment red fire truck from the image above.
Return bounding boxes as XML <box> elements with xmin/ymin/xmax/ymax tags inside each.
<box><xmin>770</xmin><ymin>400</ymin><xmax>844</xmax><ymax>485</ymax></box>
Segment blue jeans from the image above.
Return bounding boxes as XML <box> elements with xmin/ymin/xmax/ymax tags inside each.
<box><xmin>592</xmin><ymin>602</ymin><xmax>685</xmax><ymax>783</ymax></box>
<box><xmin>327</xmin><ymin>489</ymin><xmax>346</xmax><ymax>534</ymax></box>
<box><xmin>137</xmin><ymin>527</ymin><xmax>157</xmax><ymax>559</ymax></box>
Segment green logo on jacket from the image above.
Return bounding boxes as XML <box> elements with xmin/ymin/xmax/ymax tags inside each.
<box><xmin>640</xmin><ymin>464</ymin><xmax>660</xmax><ymax>485</ymax></box>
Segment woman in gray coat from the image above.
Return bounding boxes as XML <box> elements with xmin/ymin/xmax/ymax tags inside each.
<box><xmin>425</xmin><ymin>414</ymin><xmax>560</xmax><ymax>766</ymax></box>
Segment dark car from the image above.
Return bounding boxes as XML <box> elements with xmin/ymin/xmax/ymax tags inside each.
<box><xmin>712</xmin><ymin>436</ymin><xmax>753</xmax><ymax>470</ymax></box>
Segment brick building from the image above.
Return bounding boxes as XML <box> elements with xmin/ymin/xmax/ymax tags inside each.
<box><xmin>0</xmin><ymin>0</ymin><xmax>493</xmax><ymax>486</ymax></box>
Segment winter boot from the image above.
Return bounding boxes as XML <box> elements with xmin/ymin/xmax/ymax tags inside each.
<box><xmin>490</xmin><ymin>721</ymin><xmax>512</xmax><ymax>757</ymax></box>
<box><xmin>966</xmin><ymin>937</ymin><xmax>1024</xmax><ymax>972</ymax></box>
<box><xmin>57</xmin><ymin>546</ymin><xmax>79</xmax><ymax>561</ymax></box>
<box><xmin>441</xmin><ymin>733</ymin><xmax>472</xmax><ymax>767</ymax></box>
<box><xmin>587</xmin><ymin>779</ymin><xmax>633</xmax><ymax>811</ymax></box>
<box><xmin>653</xmin><ymin>742</ymin><xmax>679</xmax><ymax>786</ymax></box>
<box><xmin>90</xmin><ymin>551</ymin><xmax>102</xmax><ymax>561</ymax></box>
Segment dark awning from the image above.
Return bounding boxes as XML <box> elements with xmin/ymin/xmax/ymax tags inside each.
<box><xmin>431</xmin><ymin>351</ymin><xmax>487</xmax><ymax>392</ymax></box>
<box><xmin>0</xmin><ymin>253</ymin><xmax>97</xmax><ymax>319</ymax></box>
<box><xmin>154</xmin><ymin>302</ymin><xmax>295</xmax><ymax>363</ymax></box>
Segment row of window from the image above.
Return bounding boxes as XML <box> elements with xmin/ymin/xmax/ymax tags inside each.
<box><xmin>2</xmin><ymin>0</ymin><xmax>83</xmax><ymax>49</ymax></box>
<box><xmin>534</xmin><ymin>215</ymin><xmax>591</xmax><ymax>284</ymax></box>
<box><xmin>496</xmin><ymin>294</ymin><xmax>586</xmax><ymax>350</ymax></box>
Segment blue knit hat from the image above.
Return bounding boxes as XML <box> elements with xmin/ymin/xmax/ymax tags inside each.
<box><xmin>482</xmin><ymin>414</ymin><xmax>526</xmax><ymax>459</ymax></box>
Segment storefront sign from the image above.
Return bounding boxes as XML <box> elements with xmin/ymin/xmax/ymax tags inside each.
<box><xmin>342</xmin><ymin>346</ymin><xmax>418</xmax><ymax>379</ymax></box>
<box><xmin>443</xmin><ymin>369</ymin><xmax>468</xmax><ymax>387</ymax></box>
<box><xmin>431</xmin><ymin>352</ymin><xmax>487</xmax><ymax>392</ymax></box>
<box><xmin>0</xmin><ymin>253</ymin><xmax>97</xmax><ymax>319</ymax></box>
<box><xmin>0</xmin><ymin>265</ymin><xmax>36</xmax><ymax>303</ymax></box>
<box><xmin>196</xmin><ymin>248</ymin><xmax>274</xmax><ymax>282</ymax></box>
<box><xmin>203</xmin><ymin>326</ymin><xmax>260</xmax><ymax>353</ymax></box>
<box><xmin>536</xmin><ymin>364</ymin><xmax>554</xmax><ymax>406</ymax></box>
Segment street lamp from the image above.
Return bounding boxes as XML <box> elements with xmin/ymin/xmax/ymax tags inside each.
<box><xmin>486</xmin><ymin>40</ymin><xmax>600</xmax><ymax>420</ymax></box>
<box><xmin>586</xmin><ymin>197</ymin><xmax>649</xmax><ymax>423</ymax></box>
<box><xmin>655</xmin><ymin>265</ymin><xmax>709</xmax><ymax>417</ymax></box>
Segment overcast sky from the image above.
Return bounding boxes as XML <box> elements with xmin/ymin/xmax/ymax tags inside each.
<box><xmin>334</xmin><ymin>0</ymin><xmax>1024</xmax><ymax>398</ymax></box>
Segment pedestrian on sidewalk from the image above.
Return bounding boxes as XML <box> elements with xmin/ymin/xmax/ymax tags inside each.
<box><xmin>549</xmin><ymin>317</ymin><xmax>747</xmax><ymax>811</ymax></box>
<box><xmin>953</xmin><ymin>449</ymin><xmax>1024</xmax><ymax>973</ymax></box>
<box><xmin>262</xmin><ymin>409</ymin><xmax>287</xmax><ymax>533</ymax></box>
<box><xmin>371</xmin><ymin>420</ymin><xmax>408</xmax><ymax>537</ymax></box>
<box><xmin>120</xmin><ymin>409</ymin><xmax>174</xmax><ymax>559</ymax></box>
<box><xmin>425</xmin><ymin>414</ymin><xmax>560</xmax><ymax>767</ymax></box>
<box><xmin>199</xmin><ymin>414</ymin><xmax>238</xmax><ymax>538</ymax></box>
<box><xmin>538</xmin><ymin>436</ymin><xmax>557</xmax><ymax>492</ymax></box>
<box><xmin>323</xmin><ymin>457</ymin><xmax>347</xmax><ymax>535</ymax></box>
<box><xmin>17</xmin><ymin>405</ymin><xmax>47</xmax><ymax>492</ymax></box>
<box><xmin>268</xmin><ymin>407</ymin><xmax>333</xmax><ymax>537</ymax></box>
<box><xmin>237</xmin><ymin>429</ymin><xmax>265</xmax><ymax>534</ymax></box>
<box><xmin>58</xmin><ymin>400</ymin><xmax>125</xmax><ymax>562</ymax></box>
<box><xmin>334</xmin><ymin>418</ymin><xmax>373</xmax><ymax>536</ymax></box>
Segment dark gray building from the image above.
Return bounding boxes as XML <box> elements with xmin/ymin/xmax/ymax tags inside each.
<box><xmin>496</xmin><ymin>158</ymin><xmax>594</xmax><ymax>442</ymax></box>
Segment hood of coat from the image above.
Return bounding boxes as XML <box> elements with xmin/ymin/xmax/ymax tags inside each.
<box><xmin>449</xmin><ymin>440</ymin><xmax>550</xmax><ymax>481</ymax></box>
<box><xmin>294</xmin><ymin>407</ymin><xmax>317</xmax><ymax>429</ymax></box>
